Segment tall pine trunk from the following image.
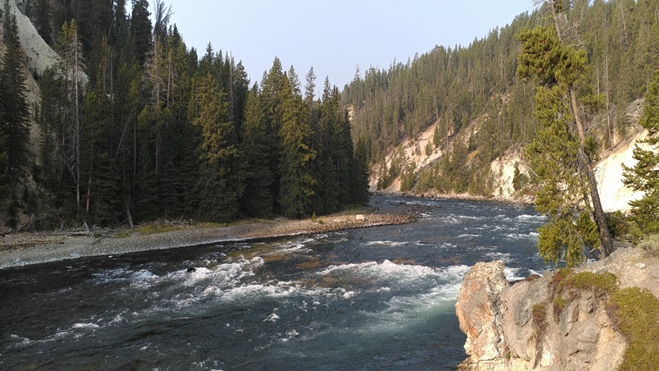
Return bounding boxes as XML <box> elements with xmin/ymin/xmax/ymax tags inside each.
<box><xmin>550</xmin><ymin>1</ymin><xmax>613</xmax><ymax>258</ymax></box>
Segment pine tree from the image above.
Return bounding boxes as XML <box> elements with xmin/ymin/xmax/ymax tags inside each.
<box><xmin>82</xmin><ymin>81</ymin><xmax>120</xmax><ymax>224</ymax></box>
<box><xmin>30</xmin><ymin>0</ymin><xmax>53</xmax><ymax>45</ymax></box>
<box><xmin>518</xmin><ymin>23</ymin><xmax>609</xmax><ymax>265</ymax></box>
<box><xmin>36</xmin><ymin>68</ymin><xmax>66</xmax><ymax>222</ymax></box>
<box><xmin>241</xmin><ymin>84</ymin><xmax>275</xmax><ymax>217</ymax></box>
<box><xmin>524</xmin><ymin>1</ymin><xmax>613</xmax><ymax>260</ymax></box>
<box><xmin>318</xmin><ymin>77</ymin><xmax>339</xmax><ymax>213</ymax></box>
<box><xmin>260</xmin><ymin>57</ymin><xmax>285</xmax><ymax>210</ymax></box>
<box><xmin>190</xmin><ymin>73</ymin><xmax>244</xmax><ymax>222</ymax></box>
<box><xmin>0</xmin><ymin>0</ymin><xmax>31</xmax><ymax>225</ymax></box>
<box><xmin>353</xmin><ymin>137</ymin><xmax>371</xmax><ymax>205</ymax></box>
<box><xmin>56</xmin><ymin>19</ymin><xmax>86</xmax><ymax>218</ymax></box>
<box><xmin>278</xmin><ymin>73</ymin><xmax>316</xmax><ymax>218</ymax></box>
<box><xmin>623</xmin><ymin>69</ymin><xmax>659</xmax><ymax>234</ymax></box>
<box><xmin>130</xmin><ymin>0</ymin><xmax>151</xmax><ymax>66</ymax></box>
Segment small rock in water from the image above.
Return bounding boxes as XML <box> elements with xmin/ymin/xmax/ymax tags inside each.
<box><xmin>186</xmin><ymin>267</ymin><xmax>196</xmax><ymax>273</ymax></box>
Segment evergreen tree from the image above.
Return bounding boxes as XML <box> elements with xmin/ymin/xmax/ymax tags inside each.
<box><xmin>130</xmin><ymin>0</ymin><xmax>151</xmax><ymax>66</ymax></box>
<box><xmin>278</xmin><ymin>73</ymin><xmax>316</xmax><ymax>218</ymax></box>
<box><xmin>518</xmin><ymin>23</ymin><xmax>608</xmax><ymax>265</ymax></box>
<box><xmin>56</xmin><ymin>19</ymin><xmax>86</xmax><ymax>218</ymax></box>
<box><xmin>623</xmin><ymin>69</ymin><xmax>659</xmax><ymax>234</ymax></box>
<box><xmin>353</xmin><ymin>137</ymin><xmax>371</xmax><ymax>205</ymax></box>
<box><xmin>160</xmin><ymin>28</ymin><xmax>197</xmax><ymax>219</ymax></box>
<box><xmin>112</xmin><ymin>59</ymin><xmax>142</xmax><ymax>227</ymax></box>
<box><xmin>82</xmin><ymin>80</ymin><xmax>120</xmax><ymax>224</ymax></box>
<box><xmin>30</xmin><ymin>0</ymin><xmax>53</xmax><ymax>45</ymax></box>
<box><xmin>36</xmin><ymin>68</ymin><xmax>66</xmax><ymax>223</ymax></box>
<box><xmin>260</xmin><ymin>57</ymin><xmax>285</xmax><ymax>210</ymax></box>
<box><xmin>0</xmin><ymin>0</ymin><xmax>31</xmax><ymax>225</ymax></box>
<box><xmin>241</xmin><ymin>84</ymin><xmax>275</xmax><ymax>217</ymax></box>
<box><xmin>318</xmin><ymin>78</ymin><xmax>339</xmax><ymax>212</ymax></box>
<box><xmin>190</xmin><ymin>73</ymin><xmax>244</xmax><ymax>222</ymax></box>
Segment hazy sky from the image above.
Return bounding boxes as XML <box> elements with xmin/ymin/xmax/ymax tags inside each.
<box><xmin>161</xmin><ymin>0</ymin><xmax>534</xmax><ymax>89</ymax></box>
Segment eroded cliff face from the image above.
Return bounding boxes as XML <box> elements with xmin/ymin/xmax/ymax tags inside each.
<box><xmin>369</xmin><ymin>101</ymin><xmax>645</xmax><ymax>212</ymax></box>
<box><xmin>454</xmin><ymin>248</ymin><xmax>659</xmax><ymax>370</ymax></box>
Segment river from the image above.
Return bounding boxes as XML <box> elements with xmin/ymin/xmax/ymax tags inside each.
<box><xmin>1</xmin><ymin>196</ymin><xmax>549</xmax><ymax>370</ymax></box>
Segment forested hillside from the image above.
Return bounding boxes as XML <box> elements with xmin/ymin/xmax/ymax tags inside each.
<box><xmin>344</xmin><ymin>0</ymin><xmax>659</xmax><ymax>196</ymax></box>
<box><xmin>0</xmin><ymin>0</ymin><xmax>368</xmax><ymax>230</ymax></box>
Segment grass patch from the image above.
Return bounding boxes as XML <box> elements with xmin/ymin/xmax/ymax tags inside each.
<box><xmin>134</xmin><ymin>224</ymin><xmax>182</xmax><ymax>235</ymax></box>
<box><xmin>552</xmin><ymin>296</ymin><xmax>567</xmax><ymax>320</ymax></box>
<box><xmin>544</xmin><ymin>268</ymin><xmax>659</xmax><ymax>369</ymax></box>
<box><xmin>549</xmin><ymin>268</ymin><xmax>574</xmax><ymax>292</ymax></box>
<box><xmin>114</xmin><ymin>231</ymin><xmax>131</xmax><ymax>239</ymax></box>
<box><xmin>532</xmin><ymin>302</ymin><xmax>548</xmax><ymax>336</ymax></box>
<box><xmin>637</xmin><ymin>234</ymin><xmax>659</xmax><ymax>258</ymax></box>
<box><xmin>609</xmin><ymin>287</ymin><xmax>659</xmax><ymax>371</ymax></box>
<box><xmin>197</xmin><ymin>221</ymin><xmax>228</xmax><ymax>228</ymax></box>
<box><xmin>559</xmin><ymin>271</ymin><xmax>618</xmax><ymax>298</ymax></box>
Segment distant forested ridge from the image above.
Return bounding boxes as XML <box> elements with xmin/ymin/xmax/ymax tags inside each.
<box><xmin>343</xmin><ymin>0</ymin><xmax>659</xmax><ymax>196</ymax></box>
<box><xmin>0</xmin><ymin>0</ymin><xmax>368</xmax><ymax>229</ymax></box>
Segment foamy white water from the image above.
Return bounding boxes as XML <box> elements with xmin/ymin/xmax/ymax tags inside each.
<box><xmin>1</xmin><ymin>196</ymin><xmax>550</xmax><ymax>370</ymax></box>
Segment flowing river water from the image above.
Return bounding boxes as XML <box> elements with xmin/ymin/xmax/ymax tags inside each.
<box><xmin>1</xmin><ymin>196</ymin><xmax>550</xmax><ymax>370</ymax></box>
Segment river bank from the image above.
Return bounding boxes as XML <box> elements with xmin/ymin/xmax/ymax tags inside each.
<box><xmin>0</xmin><ymin>206</ymin><xmax>419</xmax><ymax>269</ymax></box>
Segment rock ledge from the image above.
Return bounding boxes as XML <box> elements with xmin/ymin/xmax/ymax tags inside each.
<box><xmin>455</xmin><ymin>248</ymin><xmax>659</xmax><ymax>370</ymax></box>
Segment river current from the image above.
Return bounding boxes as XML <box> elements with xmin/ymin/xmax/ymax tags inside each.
<box><xmin>1</xmin><ymin>196</ymin><xmax>550</xmax><ymax>370</ymax></box>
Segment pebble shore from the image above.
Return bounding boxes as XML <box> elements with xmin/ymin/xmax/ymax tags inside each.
<box><xmin>0</xmin><ymin>212</ymin><xmax>417</xmax><ymax>269</ymax></box>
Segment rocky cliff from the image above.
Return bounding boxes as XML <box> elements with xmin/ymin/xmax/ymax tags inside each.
<box><xmin>455</xmin><ymin>248</ymin><xmax>659</xmax><ymax>370</ymax></box>
<box><xmin>370</xmin><ymin>100</ymin><xmax>646</xmax><ymax>213</ymax></box>
<box><xmin>7</xmin><ymin>0</ymin><xmax>60</xmax><ymax>76</ymax></box>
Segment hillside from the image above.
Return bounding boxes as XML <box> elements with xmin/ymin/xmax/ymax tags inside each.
<box><xmin>344</xmin><ymin>0</ymin><xmax>659</xmax><ymax>211</ymax></box>
<box><xmin>369</xmin><ymin>100</ymin><xmax>646</xmax><ymax>212</ymax></box>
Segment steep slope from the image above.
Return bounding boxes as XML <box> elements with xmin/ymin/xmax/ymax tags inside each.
<box><xmin>7</xmin><ymin>0</ymin><xmax>59</xmax><ymax>75</ymax></box>
<box><xmin>346</xmin><ymin>0</ymin><xmax>659</xmax><ymax>212</ymax></box>
<box><xmin>369</xmin><ymin>98</ymin><xmax>646</xmax><ymax>212</ymax></box>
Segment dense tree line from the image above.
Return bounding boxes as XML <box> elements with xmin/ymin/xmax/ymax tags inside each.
<box><xmin>344</xmin><ymin>0</ymin><xmax>659</xmax><ymax>196</ymax></box>
<box><xmin>0</xmin><ymin>0</ymin><xmax>368</xmax><ymax>229</ymax></box>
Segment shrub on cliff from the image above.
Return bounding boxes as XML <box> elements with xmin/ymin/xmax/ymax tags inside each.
<box><xmin>609</xmin><ymin>287</ymin><xmax>659</xmax><ymax>371</ymax></box>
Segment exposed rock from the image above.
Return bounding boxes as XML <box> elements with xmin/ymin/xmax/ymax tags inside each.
<box><xmin>7</xmin><ymin>0</ymin><xmax>59</xmax><ymax>76</ymax></box>
<box><xmin>594</xmin><ymin>127</ymin><xmax>646</xmax><ymax>212</ymax></box>
<box><xmin>455</xmin><ymin>260</ymin><xmax>508</xmax><ymax>369</ymax></box>
<box><xmin>369</xmin><ymin>99</ymin><xmax>645</xmax><ymax>212</ymax></box>
<box><xmin>453</xmin><ymin>251</ymin><xmax>657</xmax><ymax>371</ymax></box>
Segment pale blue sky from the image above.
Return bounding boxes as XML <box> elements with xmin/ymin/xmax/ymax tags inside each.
<box><xmin>162</xmin><ymin>0</ymin><xmax>534</xmax><ymax>89</ymax></box>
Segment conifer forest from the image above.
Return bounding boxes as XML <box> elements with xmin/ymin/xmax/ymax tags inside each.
<box><xmin>344</xmin><ymin>0</ymin><xmax>659</xmax><ymax>197</ymax></box>
<box><xmin>0</xmin><ymin>0</ymin><xmax>369</xmax><ymax>229</ymax></box>
<box><xmin>1</xmin><ymin>0</ymin><xmax>659</xmax><ymax>236</ymax></box>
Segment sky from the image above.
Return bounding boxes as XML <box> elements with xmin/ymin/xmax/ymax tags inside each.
<box><xmin>161</xmin><ymin>0</ymin><xmax>535</xmax><ymax>89</ymax></box>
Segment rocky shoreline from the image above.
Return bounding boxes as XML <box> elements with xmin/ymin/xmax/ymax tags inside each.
<box><xmin>0</xmin><ymin>211</ymin><xmax>417</xmax><ymax>270</ymax></box>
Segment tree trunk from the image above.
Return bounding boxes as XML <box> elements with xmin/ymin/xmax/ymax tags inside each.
<box><xmin>125</xmin><ymin>200</ymin><xmax>134</xmax><ymax>229</ymax></box>
<box><xmin>550</xmin><ymin>1</ymin><xmax>613</xmax><ymax>258</ymax></box>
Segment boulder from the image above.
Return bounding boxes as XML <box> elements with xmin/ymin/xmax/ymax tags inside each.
<box><xmin>455</xmin><ymin>260</ymin><xmax>508</xmax><ymax>370</ymax></box>
<box><xmin>455</xmin><ymin>258</ymin><xmax>631</xmax><ymax>370</ymax></box>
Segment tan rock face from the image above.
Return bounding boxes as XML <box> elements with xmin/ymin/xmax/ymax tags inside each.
<box><xmin>455</xmin><ymin>257</ymin><xmax>635</xmax><ymax>371</ymax></box>
<box><xmin>455</xmin><ymin>260</ymin><xmax>508</xmax><ymax>370</ymax></box>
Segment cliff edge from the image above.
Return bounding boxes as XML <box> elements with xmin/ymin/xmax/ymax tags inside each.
<box><xmin>455</xmin><ymin>248</ymin><xmax>659</xmax><ymax>370</ymax></box>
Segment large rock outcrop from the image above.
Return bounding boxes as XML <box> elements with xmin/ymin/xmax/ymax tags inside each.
<box><xmin>7</xmin><ymin>0</ymin><xmax>60</xmax><ymax>76</ymax></box>
<box><xmin>454</xmin><ymin>247</ymin><xmax>659</xmax><ymax>370</ymax></box>
<box><xmin>455</xmin><ymin>261</ymin><xmax>509</xmax><ymax>367</ymax></box>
